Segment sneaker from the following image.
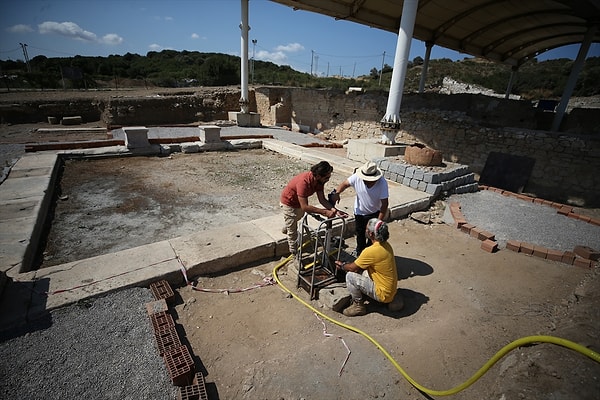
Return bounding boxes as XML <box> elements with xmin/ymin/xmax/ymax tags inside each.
<box><xmin>343</xmin><ymin>300</ymin><xmax>366</xmax><ymax>317</ymax></box>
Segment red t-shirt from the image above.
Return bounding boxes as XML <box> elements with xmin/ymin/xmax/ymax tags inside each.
<box><xmin>280</xmin><ymin>171</ymin><xmax>323</xmax><ymax>208</ymax></box>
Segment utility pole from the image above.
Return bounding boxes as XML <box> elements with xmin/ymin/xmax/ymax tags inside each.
<box><xmin>19</xmin><ymin>43</ymin><xmax>31</xmax><ymax>72</ymax></box>
<box><xmin>251</xmin><ymin>39</ymin><xmax>257</xmax><ymax>84</ymax></box>
<box><xmin>379</xmin><ymin>51</ymin><xmax>385</xmax><ymax>86</ymax></box>
<box><xmin>310</xmin><ymin>50</ymin><xmax>314</xmax><ymax>76</ymax></box>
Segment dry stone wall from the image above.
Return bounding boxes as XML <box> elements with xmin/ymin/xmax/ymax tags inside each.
<box><xmin>255</xmin><ymin>87</ymin><xmax>599</xmax><ymax>207</ymax></box>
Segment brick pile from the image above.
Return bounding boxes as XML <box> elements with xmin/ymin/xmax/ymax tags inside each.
<box><xmin>147</xmin><ymin>280</ymin><xmax>209</xmax><ymax>400</ymax></box>
<box><xmin>448</xmin><ymin>186</ymin><xmax>600</xmax><ymax>269</ymax></box>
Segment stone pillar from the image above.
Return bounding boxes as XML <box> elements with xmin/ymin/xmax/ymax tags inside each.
<box><xmin>123</xmin><ymin>126</ymin><xmax>150</xmax><ymax>148</ymax></box>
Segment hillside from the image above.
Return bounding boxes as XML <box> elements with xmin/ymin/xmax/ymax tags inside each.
<box><xmin>1</xmin><ymin>51</ymin><xmax>598</xmax><ymax>99</ymax></box>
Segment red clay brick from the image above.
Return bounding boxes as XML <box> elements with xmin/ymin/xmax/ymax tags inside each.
<box><xmin>546</xmin><ymin>249</ymin><xmax>564</xmax><ymax>262</ymax></box>
<box><xmin>164</xmin><ymin>345</ymin><xmax>195</xmax><ymax>386</ymax></box>
<box><xmin>454</xmin><ymin>219</ymin><xmax>467</xmax><ymax>229</ymax></box>
<box><xmin>460</xmin><ymin>223</ymin><xmax>475</xmax><ymax>234</ymax></box>
<box><xmin>150</xmin><ymin>279</ymin><xmax>175</xmax><ymax>304</ymax></box>
<box><xmin>520</xmin><ymin>242</ymin><xmax>535</xmax><ymax>255</ymax></box>
<box><xmin>573</xmin><ymin>245</ymin><xmax>600</xmax><ymax>261</ymax></box>
<box><xmin>506</xmin><ymin>240</ymin><xmax>521</xmax><ymax>252</ymax></box>
<box><xmin>478</xmin><ymin>230</ymin><xmax>495</xmax><ymax>241</ymax></box>
<box><xmin>532</xmin><ymin>246</ymin><xmax>548</xmax><ymax>259</ymax></box>
<box><xmin>575</xmin><ymin>214</ymin><xmax>591</xmax><ymax>223</ymax></box>
<box><xmin>533</xmin><ymin>198</ymin><xmax>545</xmax><ymax>205</ymax></box>
<box><xmin>178</xmin><ymin>373</ymin><xmax>209</xmax><ymax>400</ymax></box>
<box><xmin>516</xmin><ymin>194</ymin><xmax>533</xmax><ymax>202</ymax></box>
<box><xmin>150</xmin><ymin>311</ymin><xmax>175</xmax><ymax>332</ymax></box>
<box><xmin>481</xmin><ymin>239</ymin><xmax>498</xmax><ymax>253</ymax></box>
<box><xmin>470</xmin><ymin>226</ymin><xmax>483</xmax><ymax>239</ymax></box>
<box><xmin>557</xmin><ymin>206</ymin><xmax>573</xmax><ymax>216</ymax></box>
<box><xmin>590</xmin><ymin>218</ymin><xmax>600</xmax><ymax>227</ymax></box>
<box><xmin>562</xmin><ymin>251</ymin><xmax>576</xmax><ymax>265</ymax></box>
<box><xmin>574</xmin><ymin>258</ymin><xmax>594</xmax><ymax>269</ymax></box>
<box><xmin>154</xmin><ymin>325</ymin><xmax>182</xmax><ymax>356</ymax></box>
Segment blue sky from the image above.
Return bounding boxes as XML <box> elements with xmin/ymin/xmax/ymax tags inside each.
<box><xmin>2</xmin><ymin>0</ymin><xmax>599</xmax><ymax>77</ymax></box>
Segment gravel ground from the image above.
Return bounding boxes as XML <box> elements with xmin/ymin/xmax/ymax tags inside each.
<box><xmin>445</xmin><ymin>190</ymin><xmax>600</xmax><ymax>252</ymax></box>
<box><xmin>0</xmin><ymin>287</ymin><xmax>178</xmax><ymax>400</ymax></box>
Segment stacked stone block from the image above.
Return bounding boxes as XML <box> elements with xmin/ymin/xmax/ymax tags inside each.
<box><xmin>373</xmin><ymin>158</ymin><xmax>478</xmax><ymax>198</ymax></box>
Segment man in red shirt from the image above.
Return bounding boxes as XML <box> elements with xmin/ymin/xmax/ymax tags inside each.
<box><xmin>280</xmin><ymin>161</ymin><xmax>338</xmax><ymax>255</ymax></box>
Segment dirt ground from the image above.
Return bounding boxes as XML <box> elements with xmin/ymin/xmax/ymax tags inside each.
<box><xmin>1</xmin><ymin>94</ymin><xmax>599</xmax><ymax>399</ymax></box>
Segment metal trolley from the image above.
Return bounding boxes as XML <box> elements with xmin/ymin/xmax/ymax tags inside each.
<box><xmin>296</xmin><ymin>213</ymin><xmax>346</xmax><ymax>300</ymax></box>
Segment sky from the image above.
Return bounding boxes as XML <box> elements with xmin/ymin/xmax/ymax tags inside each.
<box><xmin>2</xmin><ymin>0</ymin><xmax>599</xmax><ymax>78</ymax></box>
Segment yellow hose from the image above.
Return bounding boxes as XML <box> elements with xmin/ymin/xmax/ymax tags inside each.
<box><xmin>272</xmin><ymin>255</ymin><xmax>600</xmax><ymax>396</ymax></box>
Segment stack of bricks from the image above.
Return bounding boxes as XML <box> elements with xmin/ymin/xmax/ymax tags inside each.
<box><xmin>448</xmin><ymin>187</ymin><xmax>600</xmax><ymax>268</ymax></box>
<box><xmin>147</xmin><ymin>280</ymin><xmax>209</xmax><ymax>400</ymax></box>
<box><xmin>374</xmin><ymin>158</ymin><xmax>478</xmax><ymax>198</ymax></box>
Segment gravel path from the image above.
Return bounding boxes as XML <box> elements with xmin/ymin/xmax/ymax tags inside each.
<box><xmin>445</xmin><ymin>190</ymin><xmax>600</xmax><ymax>252</ymax></box>
<box><xmin>0</xmin><ymin>287</ymin><xmax>178</xmax><ymax>400</ymax></box>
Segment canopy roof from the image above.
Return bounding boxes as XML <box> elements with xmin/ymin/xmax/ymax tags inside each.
<box><xmin>270</xmin><ymin>0</ymin><xmax>600</xmax><ymax>66</ymax></box>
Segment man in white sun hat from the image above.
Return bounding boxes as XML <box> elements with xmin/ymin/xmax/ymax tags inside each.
<box><xmin>330</xmin><ymin>161</ymin><xmax>389</xmax><ymax>256</ymax></box>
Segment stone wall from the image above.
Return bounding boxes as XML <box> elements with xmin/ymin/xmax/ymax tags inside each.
<box><xmin>255</xmin><ymin>87</ymin><xmax>599</xmax><ymax>207</ymax></box>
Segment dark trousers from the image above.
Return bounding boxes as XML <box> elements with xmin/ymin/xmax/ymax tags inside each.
<box><xmin>354</xmin><ymin>211</ymin><xmax>379</xmax><ymax>256</ymax></box>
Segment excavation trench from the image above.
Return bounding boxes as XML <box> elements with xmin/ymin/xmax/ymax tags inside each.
<box><xmin>36</xmin><ymin>148</ymin><xmax>349</xmax><ymax>269</ymax></box>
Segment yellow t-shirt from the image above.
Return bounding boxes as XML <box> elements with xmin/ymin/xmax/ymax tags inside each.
<box><xmin>355</xmin><ymin>241</ymin><xmax>398</xmax><ymax>303</ymax></box>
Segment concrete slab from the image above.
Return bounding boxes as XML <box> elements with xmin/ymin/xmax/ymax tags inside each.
<box><xmin>28</xmin><ymin>239</ymin><xmax>181</xmax><ymax>313</ymax></box>
<box><xmin>169</xmin><ymin>221</ymin><xmax>277</xmax><ymax>277</ymax></box>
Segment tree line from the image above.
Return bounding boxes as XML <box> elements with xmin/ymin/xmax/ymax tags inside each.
<box><xmin>1</xmin><ymin>50</ymin><xmax>598</xmax><ymax>99</ymax></box>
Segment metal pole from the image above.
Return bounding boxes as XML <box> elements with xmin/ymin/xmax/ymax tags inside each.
<box><xmin>551</xmin><ymin>25</ymin><xmax>596</xmax><ymax>131</ymax></box>
<box><xmin>418</xmin><ymin>41</ymin><xmax>433</xmax><ymax>93</ymax></box>
<box><xmin>378</xmin><ymin>51</ymin><xmax>385</xmax><ymax>86</ymax></box>
<box><xmin>251</xmin><ymin>39</ymin><xmax>257</xmax><ymax>85</ymax></box>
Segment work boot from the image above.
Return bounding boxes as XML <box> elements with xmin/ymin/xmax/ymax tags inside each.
<box><xmin>343</xmin><ymin>299</ymin><xmax>366</xmax><ymax>317</ymax></box>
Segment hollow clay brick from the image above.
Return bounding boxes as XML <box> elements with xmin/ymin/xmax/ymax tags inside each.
<box><xmin>150</xmin><ymin>279</ymin><xmax>175</xmax><ymax>304</ymax></box>
<box><xmin>154</xmin><ymin>325</ymin><xmax>182</xmax><ymax>357</ymax></box>
<box><xmin>150</xmin><ymin>311</ymin><xmax>175</xmax><ymax>332</ymax></box>
<box><xmin>163</xmin><ymin>345</ymin><xmax>195</xmax><ymax>386</ymax></box>
<box><xmin>178</xmin><ymin>373</ymin><xmax>209</xmax><ymax>400</ymax></box>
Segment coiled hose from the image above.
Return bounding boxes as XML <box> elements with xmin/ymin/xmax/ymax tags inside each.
<box><xmin>272</xmin><ymin>254</ymin><xmax>600</xmax><ymax>397</ymax></box>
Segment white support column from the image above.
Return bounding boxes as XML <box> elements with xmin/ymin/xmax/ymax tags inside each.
<box><xmin>239</xmin><ymin>0</ymin><xmax>250</xmax><ymax>113</ymax></box>
<box><xmin>380</xmin><ymin>0</ymin><xmax>419</xmax><ymax>144</ymax></box>
<box><xmin>551</xmin><ymin>26</ymin><xmax>597</xmax><ymax>131</ymax></box>
<box><xmin>418</xmin><ymin>41</ymin><xmax>433</xmax><ymax>93</ymax></box>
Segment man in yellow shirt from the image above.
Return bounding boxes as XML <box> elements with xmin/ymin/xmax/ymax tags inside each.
<box><xmin>335</xmin><ymin>218</ymin><xmax>401</xmax><ymax>316</ymax></box>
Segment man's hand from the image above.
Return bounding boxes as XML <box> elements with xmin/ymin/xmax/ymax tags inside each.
<box><xmin>324</xmin><ymin>208</ymin><xmax>337</xmax><ymax>218</ymax></box>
